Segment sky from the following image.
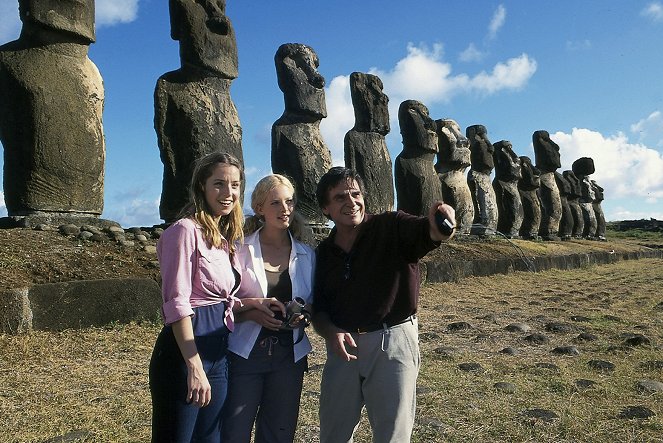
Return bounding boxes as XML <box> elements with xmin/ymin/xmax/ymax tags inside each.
<box><xmin>1</xmin><ymin>0</ymin><xmax>663</xmax><ymax>228</ymax></box>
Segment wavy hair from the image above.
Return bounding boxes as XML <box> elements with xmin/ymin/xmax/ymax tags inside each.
<box><xmin>244</xmin><ymin>174</ymin><xmax>312</xmax><ymax>243</ymax></box>
<box><xmin>179</xmin><ymin>151</ymin><xmax>244</xmax><ymax>253</ymax></box>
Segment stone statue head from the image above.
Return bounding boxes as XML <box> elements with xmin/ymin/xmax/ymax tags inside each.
<box><xmin>562</xmin><ymin>170</ymin><xmax>582</xmax><ymax>198</ymax></box>
<box><xmin>349</xmin><ymin>72</ymin><xmax>389</xmax><ymax>135</ymax></box>
<box><xmin>571</xmin><ymin>157</ymin><xmax>595</xmax><ymax>177</ymax></box>
<box><xmin>518</xmin><ymin>156</ymin><xmax>540</xmax><ymax>191</ymax></box>
<box><xmin>466</xmin><ymin>124</ymin><xmax>494</xmax><ymax>174</ymax></box>
<box><xmin>19</xmin><ymin>0</ymin><xmax>95</xmax><ymax>43</ymax></box>
<box><xmin>493</xmin><ymin>140</ymin><xmax>522</xmax><ymax>181</ymax></box>
<box><xmin>532</xmin><ymin>130</ymin><xmax>561</xmax><ymax>173</ymax></box>
<box><xmin>275</xmin><ymin>43</ymin><xmax>327</xmax><ymax>120</ymax></box>
<box><xmin>398</xmin><ymin>100</ymin><xmax>437</xmax><ymax>155</ymax></box>
<box><xmin>435</xmin><ymin>119</ymin><xmax>470</xmax><ymax>170</ymax></box>
<box><xmin>169</xmin><ymin>0</ymin><xmax>238</xmax><ymax>78</ymax></box>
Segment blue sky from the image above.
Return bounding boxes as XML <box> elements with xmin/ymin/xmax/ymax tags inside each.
<box><xmin>1</xmin><ymin>0</ymin><xmax>663</xmax><ymax>228</ymax></box>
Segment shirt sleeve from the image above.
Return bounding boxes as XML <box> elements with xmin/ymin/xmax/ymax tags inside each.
<box><xmin>157</xmin><ymin>221</ymin><xmax>197</xmax><ymax>324</ymax></box>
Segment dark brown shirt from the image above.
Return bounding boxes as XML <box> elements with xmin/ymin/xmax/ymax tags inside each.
<box><xmin>313</xmin><ymin>211</ymin><xmax>439</xmax><ymax>331</ymax></box>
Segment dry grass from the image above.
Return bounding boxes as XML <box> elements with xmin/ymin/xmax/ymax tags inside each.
<box><xmin>1</xmin><ymin>258</ymin><xmax>662</xmax><ymax>442</ymax></box>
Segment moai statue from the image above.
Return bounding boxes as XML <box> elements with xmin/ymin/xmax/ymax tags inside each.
<box><xmin>533</xmin><ymin>130</ymin><xmax>562</xmax><ymax>240</ymax></box>
<box><xmin>344</xmin><ymin>72</ymin><xmax>393</xmax><ymax>214</ymax></box>
<box><xmin>572</xmin><ymin>157</ymin><xmax>597</xmax><ymax>239</ymax></box>
<box><xmin>434</xmin><ymin>119</ymin><xmax>474</xmax><ymax>235</ymax></box>
<box><xmin>563</xmin><ymin>170</ymin><xmax>584</xmax><ymax>238</ymax></box>
<box><xmin>466</xmin><ymin>125</ymin><xmax>498</xmax><ymax>235</ymax></box>
<box><xmin>554</xmin><ymin>172</ymin><xmax>573</xmax><ymax>240</ymax></box>
<box><xmin>0</xmin><ymin>0</ymin><xmax>105</xmax><ymax>218</ymax></box>
<box><xmin>272</xmin><ymin>43</ymin><xmax>332</xmax><ymax>225</ymax></box>
<box><xmin>394</xmin><ymin>100</ymin><xmax>443</xmax><ymax>216</ymax></box>
<box><xmin>492</xmin><ymin>140</ymin><xmax>523</xmax><ymax>238</ymax></box>
<box><xmin>591</xmin><ymin>179</ymin><xmax>607</xmax><ymax>241</ymax></box>
<box><xmin>518</xmin><ymin>156</ymin><xmax>541</xmax><ymax>240</ymax></box>
<box><xmin>155</xmin><ymin>0</ymin><xmax>242</xmax><ymax>223</ymax></box>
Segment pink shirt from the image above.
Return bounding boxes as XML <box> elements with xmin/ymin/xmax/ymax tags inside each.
<box><xmin>157</xmin><ymin>217</ymin><xmax>240</xmax><ymax>329</ymax></box>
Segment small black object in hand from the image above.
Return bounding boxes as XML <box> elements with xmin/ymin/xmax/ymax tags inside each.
<box><xmin>435</xmin><ymin>210</ymin><xmax>455</xmax><ymax>236</ymax></box>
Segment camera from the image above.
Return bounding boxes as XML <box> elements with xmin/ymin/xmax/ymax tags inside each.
<box><xmin>435</xmin><ymin>210</ymin><xmax>455</xmax><ymax>236</ymax></box>
<box><xmin>279</xmin><ymin>297</ymin><xmax>310</xmax><ymax>330</ymax></box>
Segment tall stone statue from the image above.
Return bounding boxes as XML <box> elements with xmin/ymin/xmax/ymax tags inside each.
<box><xmin>0</xmin><ymin>0</ymin><xmax>105</xmax><ymax>217</ymax></box>
<box><xmin>554</xmin><ymin>172</ymin><xmax>573</xmax><ymax>240</ymax></box>
<box><xmin>272</xmin><ymin>43</ymin><xmax>332</xmax><ymax>225</ymax></box>
<box><xmin>518</xmin><ymin>156</ymin><xmax>541</xmax><ymax>240</ymax></box>
<box><xmin>563</xmin><ymin>170</ymin><xmax>584</xmax><ymax>238</ymax></box>
<box><xmin>434</xmin><ymin>118</ymin><xmax>474</xmax><ymax>235</ymax></box>
<box><xmin>155</xmin><ymin>0</ymin><xmax>242</xmax><ymax>223</ymax></box>
<box><xmin>344</xmin><ymin>72</ymin><xmax>393</xmax><ymax>214</ymax></box>
<box><xmin>466</xmin><ymin>125</ymin><xmax>498</xmax><ymax>235</ymax></box>
<box><xmin>492</xmin><ymin>140</ymin><xmax>523</xmax><ymax>238</ymax></box>
<box><xmin>533</xmin><ymin>130</ymin><xmax>562</xmax><ymax>240</ymax></box>
<box><xmin>572</xmin><ymin>157</ymin><xmax>597</xmax><ymax>239</ymax></box>
<box><xmin>591</xmin><ymin>179</ymin><xmax>607</xmax><ymax>241</ymax></box>
<box><xmin>394</xmin><ymin>100</ymin><xmax>443</xmax><ymax>216</ymax></box>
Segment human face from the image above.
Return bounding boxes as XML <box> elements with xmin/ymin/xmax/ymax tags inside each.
<box><xmin>257</xmin><ymin>184</ymin><xmax>295</xmax><ymax>231</ymax></box>
<box><xmin>322</xmin><ymin>179</ymin><xmax>365</xmax><ymax>229</ymax></box>
<box><xmin>203</xmin><ymin>163</ymin><xmax>241</xmax><ymax>219</ymax></box>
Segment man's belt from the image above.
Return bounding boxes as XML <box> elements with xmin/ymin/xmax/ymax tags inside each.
<box><xmin>354</xmin><ymin>314</ymin><xmax>417</xmax><ymax>334</ymax></box>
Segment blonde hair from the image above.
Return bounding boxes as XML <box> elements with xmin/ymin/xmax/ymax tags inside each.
<box><xmin>245</xmin><ymin>174</ymin><xmax>312</xmax><ymax>243</ymax></box>
<box><xmin>179</xmin><ymin>151</ymin><xmax>244</xmax><ymax>253</ymax></box>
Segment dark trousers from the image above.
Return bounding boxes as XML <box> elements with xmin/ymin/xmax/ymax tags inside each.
<box><xmin>149</xmin><ymin>305</ymin><xmax>229</xmax><ymax>443</ymax></box>
<box><xmin>222</xmin><ymin>335</ymin><xmax>307</xmax><ymax>443</ymax></box>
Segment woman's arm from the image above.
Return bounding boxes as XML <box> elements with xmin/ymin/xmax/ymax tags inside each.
<box><xmin>171</xmin><ymin>316</ymin><xmax>210</xmax><ymax>408</ymax></box>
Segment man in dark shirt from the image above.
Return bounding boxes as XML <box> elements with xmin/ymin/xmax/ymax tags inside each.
<box><xmin>312</xmin><ymin>167</ymin><xmax>455</xmax><ymax>443</ymax></box>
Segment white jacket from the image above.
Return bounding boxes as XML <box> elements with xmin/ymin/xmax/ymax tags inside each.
<box><xmin>228</xmin><ymin>229</ymin><xmax>315</xmax><ymax>362</ymax></box>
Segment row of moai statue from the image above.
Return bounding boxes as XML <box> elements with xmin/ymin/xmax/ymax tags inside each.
<box><xmin>0</xmin><ymin>0</ymin><xmax>606</xmax><ymax>242</ymax></box>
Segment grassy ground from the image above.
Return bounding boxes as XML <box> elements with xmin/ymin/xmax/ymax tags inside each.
<box><xmin>1</xmin><ymin>258</ymin><xmax>662</xmax><ymax>442</ymax></box>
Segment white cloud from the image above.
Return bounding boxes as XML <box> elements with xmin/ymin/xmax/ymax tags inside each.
<box><xmin>551</xmin><ymin>128</ymin><xmax>663</xmax><ymax>205</ymax></box>
<box><xmin>0</xmin><ymin>1</ymin><xmax>21</xmax><ymax>42</ymax></box>
<box><xmin>104</xmin><ymin>196</ymin><xmax>161</xmax><ymax>228</ymax></box>
<box><xmin>488</xmin><ymin>4</ymin><xmax>507</xmax><ymax>40</ymax></box>
<box><xmin>96</xmin><ymin>0</ymin><xmax>139</xmax><ymax>27</ymax></box>
<box><xmin>630</xmin><ymin>110</ymin><xmax>663</xmax><ymax>147</ymax></box>
<box><xmin>642</xmin><ymin>2</ymin><xmax>663</xmax><ymax>22</ymax></box>
<box><xmin>607</xmin><ymin>206</ymin><xmax>663</xmax><ymax>222</ymax></box>
<box><xmin>467</xmin><ymin>54</ymin><xmax>538</xmax><ymax>94</ymax></box>
<box><xmin>459</xmin><ymin>43</ymin><xmax>485</xmax><ymax>63</ymax></box>
<box><xmin>0</xmin><ymin>191</ymin><xmax>6</xmax><ymax>217</ymax></box>
<box><xmin>320</xmin><ymin>75</ymin><xmax>356</xmax><ymax>166</ymax></box>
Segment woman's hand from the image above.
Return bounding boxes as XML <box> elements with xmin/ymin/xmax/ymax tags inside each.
<box><xmin>186</xmin><ymin>360</ymin><xmax>211</xmax><ymax>408</ymax></box>
<box><xmin>235</xmin><ymin>297</ymin><xmax>286</xmax><ymax>318</ymax></box>
<box><xmin>240</xmin><ymin>308</ymin><xmax>284</xmax><ymax>330</ymax></box>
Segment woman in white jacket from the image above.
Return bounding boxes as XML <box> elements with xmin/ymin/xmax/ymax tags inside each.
<box><xmin>223</xmin><ymin>174</ymin><xmax>315</xmax><ymax>443</ymax></box>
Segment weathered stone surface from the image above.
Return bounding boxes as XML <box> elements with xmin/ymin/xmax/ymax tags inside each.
<box><xmin>0</xmin><ymin>0</ymin><xmax>105</xmax><ymax>216</ymax></box>
<box><xmin>588</xmin><ymin>359</ymin><xmax>615</xmax><ymax>372</ymax></box>
<box><xmin>636</xmin><ymin>379</ymin><xmax>663</xmax><ymax>393</ymax></box>
<box><xmin>551</xmin><ymin>345</ymin><xmax>580</xmax><ymax>356</ymax></box>
<box><xmin>395</xmin><ymin>100</ymin><xmax>442</xmax><ymax>216</ymax></box>
<box><xmin>575</xmin><ymin>379</ymin><xmax>597</xmax><ymax>390</ymax></box>
<box><xmin>505</xmin><ymin>323</ymin><xmax>531</xmax><ymax>333</ymax></box>
<box><xmin>492</xmin><ymin>140</ymin><xmax>523</xmax><ymax>238</ymax></box>
<box><xmin>622</xmin><ymin>334</ymin><xmax>651</xmax><ymax>347</ymax></box>
<box><xmin>521</xmin><ymin>409</ymin><xmax>559</xmax><ymax>422</ymax></box>
<box><xmin>572</xmin><ymin>157</ymin><xmax>595</xmax><ymax>176</ymax></box>
<box><xmin>524</xmin><ymin>333</ymin><xmax>550</xmax><ymax>345</ymax></box>
<box><xmin>447</xmin><ymin>321</ymin><xmax>472</xmax><ymax>331</ymax></box>
<box><xmin>344</xmin><ymin>72</ymin><xmax>393</xmax><ymax>214</ymax></box>
<box><xmin>533</xmin><ymin>131</ymin><xmax>562</xmax><ymax>240</ymax></box>
<box><xmin>466</xmin><ymin>125</ymin><xmax>498</xmax><ymax>235</ymax></box>
<box><xmin>156</xmin><ymin>0</ymin><xmax>242</xmax><ymax>222</ymax></box>
<box><xmin>494</xmin><ymin>382</ymin><xmax>516</xmax><ymax>393</ymax></box>
<box><xmin>554</xmin><ymin>172</ymin><xmax>574</xmax><ymax>240</ymax></box>
<box><xmin>435</xmin><ymin>119</ymin><xmax>474</xmax><ymax>234</ymax></box>
<box><xmin>617</xmin><ymin>406</ymin><xmax>655</xmax><ymax>420</ymax></box>
<box><xmin>518</xmin><ymin>156</ymin><xmax>541</xmax><ymax>239</ymax></box>
<box><xmin>563</xmin><ymin>170</ymin><xmax>584</xmax><ymax>237</ymax></box>
<box><xmin>458</xmin><ymin>362</ymin><xmax>484</xmax><ymax>372</ymax></box>
<box><xmin>592</xmin><ymin>179</ymin><xmax>606</xmax><ymax>240</ymax></box>
<box><xmin>272</xmin><ymin>43</ymin><xmax>331</xmax><ymax>225</ymax></box>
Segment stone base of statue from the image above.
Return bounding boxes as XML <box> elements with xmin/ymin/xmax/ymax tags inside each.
<box><xmin>0</xmin><ymin>213</ymin><xmax>121</xmax><ymax>230</ymax></box>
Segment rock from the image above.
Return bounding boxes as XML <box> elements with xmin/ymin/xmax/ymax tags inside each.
<box><xmin>575</xmin><ymin>379</ymin><xmax>597</xmax><ymax>390</ymax></box>
<box><xmin>551</xmin><ymin>345</ymin><xmax>580</xmax><ymax>356</ymax></box>
<box><xmin>622</xmin><ymin>334</ymin><xmax>651</xmax><ymax>347</ymax></box>
<box><xmin>521</xmin><ymin>408</ymin><xmax>559</xmax><ymax>422</ymax></box>
<box><xmin>142</xmin><ymin>245</ymin><xmax>158</xmax><ymax>255</ymax></box>
<box><xmin>639</xmin><ymin>360</ymin><xmax>663</xmax><ymax>370</ymax></box>
<box><xmin>505</xmin><ymin>323</ymin><xmax>531</xmax><ymax>333</ymax></box>
<box><xmin>416</xmin><ymin>385</ymin><xmax>432</xmax><ymax>395</ymax></box>
<box><xmin>524</xmin><ymin>333</ymin><xmax>550</xmax><ymax>345</ymax></box>
<box><xmin>636</xmin><ymin>379</ymin><xmax>663</xmax><ymax>393</ymax></box>
<box><xmin>500</xmin><ymin>347</ymin><xmax>520</xmax><ymax>355</ymax></box>
<box><xmin>493</xmin><ymin>382</ymin><xmax>516</xmax><ymax>393</ymax></box>
<box><xmin>433</xmin><ymin>347</ymin><xmax>457</xmax><ymax>358</ymax></box>
<box><xmin>570</xmin><ymin>315</ymin><xmax>591</xmax><ymax>322</ymax></box>
<box><xmin>575</xmin><ymin>332</ymin><xmax>597</xmax><ymax>342</ymax></box>
<box><xmin>458</xmin><ymin>362</ymin><xmax>484</xmax><ymax>373</ymax></box>
<box><xmin>419</xmin><ymin>332</ymin><xmax>440</xmax><ymax>341</ymax></box>
<box><xmin>78</xmin><ymin>231</ymin><xmax>94</xmax><ymax>241</ymax></box>
<box><xmin>447</xmin><ymin>321</ymin><xmax>472</xmax><ymax>332</ymax></box>
<box><xmin>617</xmin><ymin>406</ymin><xmax>655</xmax><ymax>420</ymax></box>
<box><xmin>588</xmin><ymin>359</ymin><xmax>615</xmax><ymax>372</ymax></box>
<box><xmin>545</xmin><ymin>322</ymin><xmax>575</xmax><ymax>333</ymax></box>
<box><xmin>59</xmin><ymin>224</ymin><xmax>81</xmax><ymax>236</ymax></box>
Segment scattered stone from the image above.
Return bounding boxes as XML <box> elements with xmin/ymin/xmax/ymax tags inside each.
<box><xmin>433</xmin><ymin>347</ymin><xmax>456</xmax><ymax>358</ymax></box>
<box><xmin>476</xmin><ymin>313</ymin><xmax>498</xmax><ymax>323</ymax></box>
<box><xmin>493</xmin><ymin>382</ymin><xmax>516</xmax><ymax>393</ymax></box>
<box><xmin>146</xmin><ymin>261</ymin><xmax>160</xmax><ymax>269</ymax></box>
<box><xmin>570</xmin><ymin>315</ymin><xmax>591</xmax><ymax>322</ymax></box>
<box><xmin>588</xmin><ymin>359</ymin><xmax>615</xmax><ymax>372</ymax></box>
<box><xmin>552</xmin><ymin>345</ymin><xmax>580</xmax><ymax>356</ymax></box>
<box><xmin>418</xmin><ymin>417</ymin><xmax>446</xmax><ymax>430</ymax></box>
<box><xmin>528</xmin><ymin>301</ymin><xmax>541</xmax><ymax>306</ymax></box>
<box><xmin>152</xmin><ymin>228</ymin><xmax>164</xmax><ymax>239</ymax></box>
<box><xmin>524</xmin><ymin>333</ymin><xmax>550</xmax><ymax>345</ymax></box>
<box><xmin>142</xmin><ymin>245</ymin><xmax>158</xmax><ymax>255</ymax></box>
<box><xmin>458</xmin><ymin>362</ymin><xmax>484</xmax><ymax>373</ymax></box>
<box><xmin>59</xmin><ymin>224</ymin><xmax>80</xmax><ymax>236</ymax></box>
<box><xmin>617</xmin><ymin>406</ymin><xmax>655</xmax><ymax>420</ymax></box>
<box><xmin>120</xmin><ymin>240</ymin><xmax>135</xmax><ymax>248</ymax></box>
<box><xmin>33</xmin><ymin>224</ymin><xmax>55</xmax><ymax>231</ymax></box>
<box><xmin>654</xmin><ymin>301</ymin><xmax>663</xmax><ymax>311</ymax></box>
<box><xmin>534</xmin><ymin>362</ymin><xmax>559</xmax><ymax>371</ymax></box>
<box><xmin>108</xmin><ymin>226</ymin><xmax>124</xmax><ymax>234</ymax></box>
<box><xmin>639</xmin><ymin>360</ymin><xmax>663</xmax><ymax>370</ymax></box>
<box><xmin>89</xmin><ymin>233</ymin><xmax>107</xmax><ymax>242</ymax></box>
<box><xmin>43</xmin><ymin>430</ymin><xmax>92</xmax><ymax>443</ymax></box>
<box><xmin>473</xmin><ymin>334</ymin><xmax>493</xmax><ymax>342</ymax></box>
<box><xmin>622</xmin><ymin>334</ymin><xmax>651</xmax><ymax>347</ymax></box>
<box><xmin>521</xmin><ymin>408</ymin><xmax>559</xmax><ymax>422</ymax></box>
<box><xmin>545</xmin><ymin>322</ymin><xmax>575</xmax><ymax>333</ymax></box>
<box><xmin>636</xmin><ymin>379</ymin><xmax>663</xmax><ymax>393</ymax></box>
<box><xmin>78</xmin><ymin>231</ymin><xmax>94</xmax><ymax>241</ymax></box>
<box><xmin>447</xmin><ymin>321</ymin><xmax>472</xmax><ymax>332</ymax></box>
<box><xmin>419</xmin><ymin>332</ymin><xmax>440</xmax><ymax>341</ymax></box>
<box><xmin>603</xmin><ymin>314</ymin><xmax>622</xmax><ymax>322</ymax></box>
<box><xmin>500</xmin><ymin>347</ymin><xmax>520</xmax><ymax>355</ymax></box>
<box><xmin>135</xmin><ymin>234</ymin><xmax>148</xmax><ymax>242</ymax></box>
<box><xmin>575</xmin><ymin>332</ymin><xmax>597</xmax><ymax>342</ymax></box>
<box><xmin>575</xmin><ymin>379</ymin><xmax>597</xmax><ymax>390</ymax></box>
<box><xmin>505</xmin><ymin>323</ymin><xmax>531</xmax><ymax>333</ymax></box>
